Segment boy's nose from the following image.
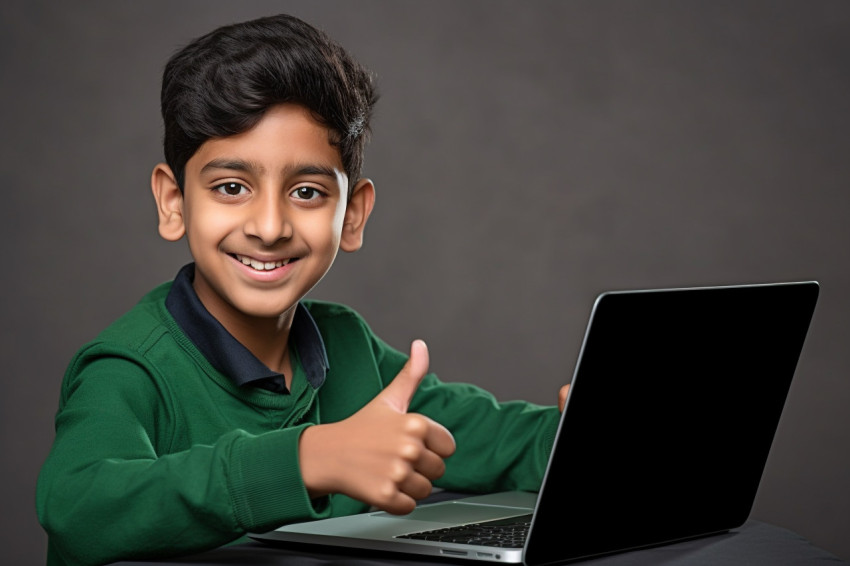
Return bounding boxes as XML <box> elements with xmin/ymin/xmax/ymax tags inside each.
<box><xmin>243</xmin><ymin>199</ymin><xmax>293</xmax><ymax>245</ymax></box>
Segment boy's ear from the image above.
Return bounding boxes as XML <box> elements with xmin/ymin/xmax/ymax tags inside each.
<box><xmin>151</xmin><ymin>163</ymin><xmax>186</xmax><ymax>242</ymax></box>
<box><xmin>340</xmin><ymin>178</ymin><xmax>376</xmax><ymax>252</ymax></box>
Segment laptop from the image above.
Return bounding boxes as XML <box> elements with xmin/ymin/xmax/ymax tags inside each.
<box><xmin>251</xmin><ymin>281</ymin><xmax>819</xmax><ymax>564</ymax></box>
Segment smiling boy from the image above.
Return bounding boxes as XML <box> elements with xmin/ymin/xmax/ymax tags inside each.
<box><xmin>36</xmin><ymin>14</ymin><xmax>565</xmax><ymax>566</ymax></box>
<box><xmin>153</xmin><ymin>103</ymin><xmax>372</xmax><ymax>382</ymax></box>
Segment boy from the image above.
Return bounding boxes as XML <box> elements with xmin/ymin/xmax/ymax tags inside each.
<box><xmin>36</xmin><ymin>13</ymin><xmax>567</xmax><ymax>566</ymax></box>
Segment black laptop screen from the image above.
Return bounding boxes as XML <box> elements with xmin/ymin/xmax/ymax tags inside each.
<box><xmin>524</xmin><ymin>282</ymin><xmax>818</xmax><ymax>565</ymax></box>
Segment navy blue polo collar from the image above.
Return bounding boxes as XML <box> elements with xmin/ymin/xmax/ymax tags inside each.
<box><xmin>164</xmin><ymin>263</ymin><xmax>328</xmax><ymax>394</ymax></box>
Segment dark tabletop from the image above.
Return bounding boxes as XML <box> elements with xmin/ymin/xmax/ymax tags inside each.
<box><xmin>114</xmin><ymin>519</ymin><xmax>845</xmax><ymax>566</ymax></box>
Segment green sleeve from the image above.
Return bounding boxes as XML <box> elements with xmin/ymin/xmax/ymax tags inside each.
<box><xmin>367</xmin><ymin>331</ymin><xmax>560</xmax><ymax>494</ymax></box>
<box><xmin>36</xmin><ymin>348</ymin><xmax>329</xmax><ymax>566</ymax></box>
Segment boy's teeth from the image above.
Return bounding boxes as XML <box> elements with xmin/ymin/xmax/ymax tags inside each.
<box><xmin>236</xmin><ymin>255</ymin><xmax>290</xmax><ymax>271</ymax></box>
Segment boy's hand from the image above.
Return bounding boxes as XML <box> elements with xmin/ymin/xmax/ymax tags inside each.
<box><xmin>558</xmin><ymin>384</ymin><xmax>570</xmax><ymax>412</ymax></box>
<box><xmin>299</xmin><ymin>340</ymin><xmax>456</xmax><ymax>515</ymax></box>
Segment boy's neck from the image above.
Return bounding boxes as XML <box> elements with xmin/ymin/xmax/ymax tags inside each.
<box><xmin>191</xmin><ymin>279</ymin><xmax>297</xmax><ymax>384</ymax></box>
<box><xmin>222</xmin><ymin>308</ymin><xmax>296</xmax><ymax>379</ymax></box>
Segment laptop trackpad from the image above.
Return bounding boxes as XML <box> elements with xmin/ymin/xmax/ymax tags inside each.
<box><xmin>371</xmin><ymin>501</ymin><xmax>529</xmax><ymax>523</ymax></box>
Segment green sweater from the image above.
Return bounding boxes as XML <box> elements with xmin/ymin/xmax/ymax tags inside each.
<box><xmin>36</xmin><ymin>281</ymin><xmax>560</xmax><ymax>566</ymax></box>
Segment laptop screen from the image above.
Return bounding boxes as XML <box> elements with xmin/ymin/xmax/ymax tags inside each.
<box><xmin>524</xmin><ymin>282</ymin><xmax>818</xmax><ymax>565</ymax></box>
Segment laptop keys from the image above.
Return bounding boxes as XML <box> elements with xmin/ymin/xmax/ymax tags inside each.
<box><xmin>397</xmin><ymin>514</ymin><xmax>532</xmax><ymax>548</ymax></box>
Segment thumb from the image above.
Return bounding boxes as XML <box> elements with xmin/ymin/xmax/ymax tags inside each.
<box><xmin>379</xmin><ymin>340</ymin><xmax>429</xmax><ymax>413</ymax></box>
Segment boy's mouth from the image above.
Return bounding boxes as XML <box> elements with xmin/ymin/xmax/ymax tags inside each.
<box><xmin>231</xmin><ymin>253</ymin><xmax>298</xmax><ymax>271</ymax></box>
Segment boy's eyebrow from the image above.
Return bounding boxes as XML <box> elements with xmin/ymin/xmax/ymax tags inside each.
<box><xmin>200</xmin><ymin>159</ymin><xmax>340</xmax><ymax>179</ymax></box>
<box><xmin>201</xmin><ymin>158</ymin><xmax>265</xmax><ymax>175</ymax></box>
<box><xmin>286</xmin><ymin>164</ymin><xmax>340</xmax><ymax>179</ymax></box>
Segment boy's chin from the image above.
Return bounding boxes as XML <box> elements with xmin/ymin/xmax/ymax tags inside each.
<box><xmin>213</xmin><ymin>289</ymin><xmax>298</xmax><ymax>321</ymax></box>
<box><xmin>234</xmin><ymin>301</ymin><xmax>299</xmax><ymax>320</ymax></box>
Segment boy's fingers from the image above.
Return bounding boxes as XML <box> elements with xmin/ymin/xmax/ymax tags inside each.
<box><xmin>382</xmin><ymin>491</ymin><xmax>417</xmax><ymax>516</ymax></box>
<box><xmin>377</xmin><ymin>340</ymin><xmax>429</xmax><ymax>413</ymax></box>
<box><xmin>558</xmin><ymin>384</ymin><xmax>571</xmax><ymax>412</ymax></box>
<box><xmin>414</xmin><ymin>447</ymin><xmax>447</xmax><ymax>481</ymax></box>
<box><xmin>398</xmin><ymin>472</ymin><xmax>433</xmax><ymax>502</ymax></box>
<box><xmin>422</xmin><ymin>417</ymin><xmax>456</xmax><ymax>459</ymax></box>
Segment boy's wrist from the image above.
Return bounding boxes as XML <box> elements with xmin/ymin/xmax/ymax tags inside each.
<box><xmin>298</xmin><ymin>423</ymin><xmax>337</xmax><ymax>500</ymax></box>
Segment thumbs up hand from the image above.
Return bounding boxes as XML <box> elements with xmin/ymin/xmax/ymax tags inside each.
<box><xmin>299</xmin><ymin>340</ymin><xmax>456</xmax><ymax>515</ymax></box>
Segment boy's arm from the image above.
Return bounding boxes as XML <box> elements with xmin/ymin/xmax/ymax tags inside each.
<box><xmin>416</xmin><ymin>376</ymin><xmax>561</xmax><ymax>494</ymax></box>
<box><xmin>36</xmin><ymin>348</ymin><xmax>329</xmax><ymax>566</ymax></box>
<box><xmin>370</xmin><ymin>335</ymin><xmax>562</xmax><ymax>495</ymax></box>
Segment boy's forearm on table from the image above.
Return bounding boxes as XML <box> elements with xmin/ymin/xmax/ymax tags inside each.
<box><xmin>38</xmin><ymin>419</ymin><xmax>325</xmax><ymax>565</ymax></box>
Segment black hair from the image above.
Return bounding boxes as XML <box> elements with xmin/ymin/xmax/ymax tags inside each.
<box><xmin>161</xmin><ymin>14</ymin><xmax>377</xmax><ymax>194</ymax></box>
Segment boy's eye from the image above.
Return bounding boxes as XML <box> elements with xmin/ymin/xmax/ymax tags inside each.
<box><xmin>214</xmin><ymin>182</ymin><xmax>248</xmax><ymax>196</ymax></box>
<box><xmin>292</xmin><ymin>186</ymin><xmax>322</xmax><ymax>200</ymax></box>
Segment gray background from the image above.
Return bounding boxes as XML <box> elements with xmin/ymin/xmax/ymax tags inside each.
<box><xmin>1</xmin><ymin>1</ymin><xmax>848</xmax><ymax>564</ymax></box>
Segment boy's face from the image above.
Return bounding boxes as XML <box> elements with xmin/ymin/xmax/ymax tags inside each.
<box><xmin>152</xmin><ymin>103</ymin><xmax>374</xmax><ymax>325</ymax></box>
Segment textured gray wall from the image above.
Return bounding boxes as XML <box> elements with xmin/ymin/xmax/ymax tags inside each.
<box><xmin>2</xmin><ymin>1</ymin><xmax>848</xmax><ymax>564</ymax></box>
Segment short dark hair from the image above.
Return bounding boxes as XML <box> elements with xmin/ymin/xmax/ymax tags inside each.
<box><xmin>161</xmin><ymin>14</ymin><xmax>377</xmax><ymax>193</ymax></box>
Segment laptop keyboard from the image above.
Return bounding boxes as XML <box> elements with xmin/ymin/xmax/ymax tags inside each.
<box><xmin>396</xmin><ymin>514</ymin><xmax>533</xmax><ymax>548</ymax></box>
